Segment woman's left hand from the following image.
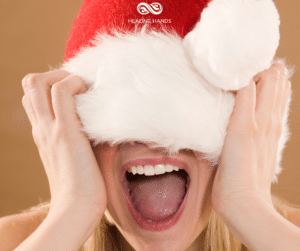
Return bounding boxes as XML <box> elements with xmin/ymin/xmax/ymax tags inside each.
<box><xmin>211</xmin><ymin>63</ymin><xmax>291</xmax><ymax>214</ymax></box>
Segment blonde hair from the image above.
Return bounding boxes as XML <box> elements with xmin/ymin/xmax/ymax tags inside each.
<box><xmin>24</xmin><ymin>194</ymin><xmax>295</xmax><ymax>251</ymax></box>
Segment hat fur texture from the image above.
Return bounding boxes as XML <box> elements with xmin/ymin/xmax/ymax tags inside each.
<box><xmin>63</xmin><ymin>0</ymin><xmax>292</xmax><ymax>183</ymax></box>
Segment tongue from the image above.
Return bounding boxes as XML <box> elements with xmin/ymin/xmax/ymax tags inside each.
<box><xmin>128</xmin><ymin>172</ymin><xmax>186</xmax><ymax>222</ymax></box>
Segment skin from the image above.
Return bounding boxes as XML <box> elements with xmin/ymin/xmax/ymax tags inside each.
<box><xmin>19</xmin><ymin>63</ymin><xmax>296</xmax><ymax>251</ymax></box>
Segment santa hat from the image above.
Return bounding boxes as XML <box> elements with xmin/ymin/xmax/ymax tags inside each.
<box><xmin>63</xmin><ymin>0</ymin><xmax>290</xmax><ymax>183</ymax></box>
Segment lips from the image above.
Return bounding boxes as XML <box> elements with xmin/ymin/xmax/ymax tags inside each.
<box><xmin>121</xmin><ymin>157</ymin><xmax>191</xmax><ymax>231</ymax></box>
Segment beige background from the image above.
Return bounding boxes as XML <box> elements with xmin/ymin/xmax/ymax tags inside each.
<box><xmin>0</xmin><ymin>1</ymin><xmax>299</xmax><ymax>217</ymax></box>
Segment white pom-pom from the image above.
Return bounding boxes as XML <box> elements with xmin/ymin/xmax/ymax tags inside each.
<box><xmin>183</xmin><ymin>0</ymin><xmax>280</xmax><ymax>90</ymax></box>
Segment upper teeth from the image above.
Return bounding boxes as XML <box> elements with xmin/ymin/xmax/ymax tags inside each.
<box><xmin>127</xmin><ymin>164</ymin><xmax>181</xmax><ymax>176</ymax></box>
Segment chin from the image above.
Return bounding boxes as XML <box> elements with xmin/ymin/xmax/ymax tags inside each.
<box><xmin>105</xmin><ymin>208</ymin><xmax>204</xmax><ymax>251</ymax></box>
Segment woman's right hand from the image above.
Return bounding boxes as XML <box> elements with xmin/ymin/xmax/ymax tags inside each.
<box><xmin>22</xmin><ymin>70</ymin><xmax>107</xmax><ymax>218</ymax></box>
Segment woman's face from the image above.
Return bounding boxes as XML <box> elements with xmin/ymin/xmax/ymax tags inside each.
<box><xmin>93</xmin><ymin>141</ymin><xmax>217</xmax><ymax>251</ymax></box>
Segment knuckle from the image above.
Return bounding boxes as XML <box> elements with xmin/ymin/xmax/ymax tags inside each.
<box><xmin>22</xmin><ymin>73</ymin><xmax>42</xmax><ymax>90</ymax></box>
<box><xmin>31</xmin><ymin>128</ymin><xmax>41</xmax><ymax>147</ymax></box>
<box><xmin>70</xmin><ymin>74</ymin><xmax>82</xmax><ymax>82</ymax></box>
<box><xmin>31</xmin><ymin>127</ymin><xmax>38</xmax><ymax>139</ymax></box>
<box><xmin>51</xmin><ymin>81</ymin><xmax>68</xmax><ymax>96</ymax></box>
<box><xmin>32</xmin><ymin>126</ymin><xmax>51</xmax><ymax>148</ymax></box>
<box><xmin>74</xmin><ymin>76</ymin><xmax>86</xmax><ymax>90</ymax></box>
<box><xmin>22</xmin><ymin>73</ymin><xmax>34</xmax><ymax>85</ymax></box>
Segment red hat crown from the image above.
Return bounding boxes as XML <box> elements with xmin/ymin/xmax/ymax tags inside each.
<box><xmin>65</xmin><ymin>0</ymin><xmax>212</xmax><ymax>61</ymax></box>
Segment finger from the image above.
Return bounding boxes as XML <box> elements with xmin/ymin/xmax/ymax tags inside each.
<box><xmin>22</xmin><ymin>70</ymin><xmax>70</xmax><ymax>87</ymax></box>
<box><xmin>228</xmin><ymin>80</ymin><xmax>256</xmax><ymax>132</ymax></box>
<box><xmin>254</xmin><ymin>65</ymin><xmax>280</xmax><ymax>123</ymax></box>
<box><xmin>51</xmin><ymin>74</ymin><xmax>86</xmax><ymax>125</ymax></box>
<box><xmin>22</xmin><ymin>95</ymin><xmax>37</xmax><ymax>125</ymax></box>
<box><xmin>280</xmin><ymin>80</ymin><xmax>291</xmax><ymax>120</ymax></box>
<box><xmin>22</xmin><ymin>70</ymin><xmax>70</xmax><ymax>122</ymax></box>
<box><xmin>272</xmin><ymin>64</ymin><xmax>288</xmax><ymax>119</ymax></box>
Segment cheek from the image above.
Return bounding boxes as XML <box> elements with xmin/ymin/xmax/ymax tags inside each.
<box><xmin>199</xmin><ymin>160</ymin><xmax>216</xmax><ymax>193</ymax></box>
<box><xmin>195</xmin><ymin>158</ymin><xmax>217</xmax><ymax>206</ymax></box>
<box><xmin>93</xmin><ymin>144</ymin><xmax>125</xmax><ymax>223</ymax></box>
<box><xmin>195</xmin><ymin>154</ymin><xmax>217</xmax><ymax>181</ymax></box>
<box><xmin>202</xmin><ymin>161</ymin><xmax>217</xmax><ymax>182</ymax></box>
<box><xmin>93</xmin><ymin>143</ymin><xmax>118</xmax><ymax>181</ymax></box>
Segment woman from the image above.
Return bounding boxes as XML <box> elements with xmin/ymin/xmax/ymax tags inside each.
<box><xmin>1</xmin><ymin>66</ymin><xmax>299</xmax><ymax>251</ymax></box>
<box><xmin>2</xmin><ymin>0</ymin><xmax>300</xmax><ymax>250</ymax></box>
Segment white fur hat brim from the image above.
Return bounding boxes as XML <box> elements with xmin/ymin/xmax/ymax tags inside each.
<box><xmin>63</xmin><ymin>0</ymin><xmax>292</xmax><ymax>183</ymax></box>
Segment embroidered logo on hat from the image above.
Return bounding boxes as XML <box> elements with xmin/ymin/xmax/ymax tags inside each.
<box><xmin>137</xmin><ymin>2</ymin><xmax>163</xmax><ymax>15</ymax></box>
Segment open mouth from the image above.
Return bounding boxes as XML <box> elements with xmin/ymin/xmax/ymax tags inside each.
<box><xmin>122</xmin><ymin>158</ymin><xmax>191</xmax><ymax>231</ymax></box>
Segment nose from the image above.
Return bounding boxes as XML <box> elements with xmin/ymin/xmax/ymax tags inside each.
<box><xmin>129</xmin><ymin>141</ymin><xmax>166</xmax><ymax>152</ymax></box>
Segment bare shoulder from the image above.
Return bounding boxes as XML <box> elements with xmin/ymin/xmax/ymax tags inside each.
<box><xmin>0</xmin><ymin>205</ymin><xmax>49</xmax><ymax>251</ymax></box>
<box><xmin>272</xmin><ymin>195</ymin><xmax>300</xmax><ymax>228</ymax></box>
